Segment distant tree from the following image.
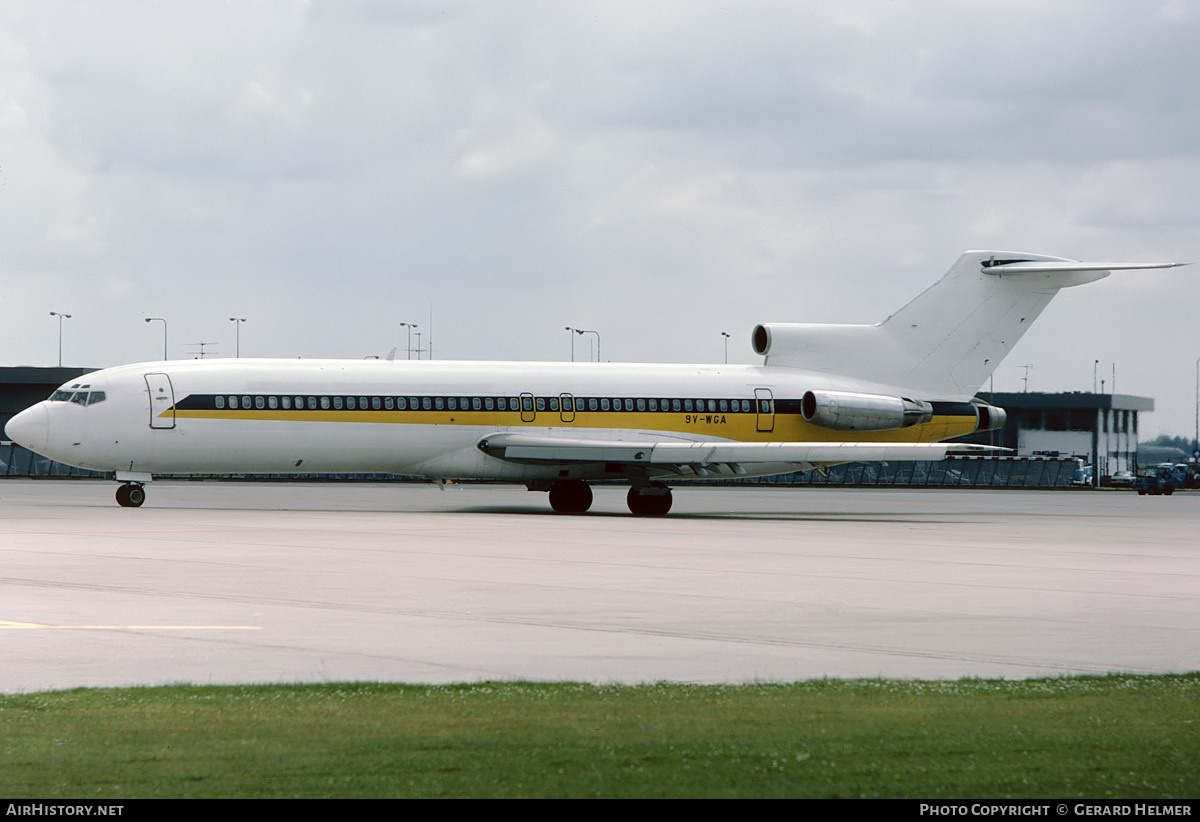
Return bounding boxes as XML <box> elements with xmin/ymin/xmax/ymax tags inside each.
<box><xmin>1139</xmin><ymin>434</ymin><xmax>1194</xmax><ymax>451</ymax></box>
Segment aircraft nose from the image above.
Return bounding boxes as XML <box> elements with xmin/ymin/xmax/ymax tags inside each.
<box><xmin>5</xmin><ymin>403</ymin><xmax>49</xmax><ymax>454</ymax></box>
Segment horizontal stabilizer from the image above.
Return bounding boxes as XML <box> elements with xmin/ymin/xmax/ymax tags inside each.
<box><xmin>982</xmin><ymin>260</ymin><xmax>1186</xmax><ymax>275</ymax></box>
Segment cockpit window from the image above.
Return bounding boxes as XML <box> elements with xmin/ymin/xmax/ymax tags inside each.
<box><xmin>49</xmin><ymin>388</ymin><xmax>106</xmax><ymax>405</ymax></box>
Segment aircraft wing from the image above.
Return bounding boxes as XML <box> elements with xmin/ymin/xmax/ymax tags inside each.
<box><xmin>478</xmin><ymin>432</ymin><xmax>1003</xmax><ymax>475</ymax></box>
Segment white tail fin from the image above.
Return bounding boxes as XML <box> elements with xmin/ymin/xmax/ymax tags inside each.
<box><xmin>752</xmin><ymin>251</ymin><xmax>1184</xmax><ymax>398</ymax></box>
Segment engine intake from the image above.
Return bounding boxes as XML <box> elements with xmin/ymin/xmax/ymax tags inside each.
<box><xmin>802</xmin><ymin>390</ymin><xmax>933</xmax><ymax>432</ymax></box>
<box><xmin>974</xmin><ymin>403</ymin><xmax>1007</xmax><ymax>432</ymax></box>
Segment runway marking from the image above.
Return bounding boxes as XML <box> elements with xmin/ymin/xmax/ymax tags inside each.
<box><xmin>0</xmin><ymin>620</ymin><xmax>261</xmax><ymax>631</ymax></box>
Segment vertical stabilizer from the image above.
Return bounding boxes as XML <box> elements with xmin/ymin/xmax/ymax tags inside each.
<box><xmin>752</xmin><ymin>251</ymin><xmax>1183</xmax><ymax>397</ymax></box>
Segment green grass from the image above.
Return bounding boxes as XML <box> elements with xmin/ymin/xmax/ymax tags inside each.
<box><xmin>1</xmin><ymin>675</ymin><xmax>1196</xmax><ymax>798</ymax></box>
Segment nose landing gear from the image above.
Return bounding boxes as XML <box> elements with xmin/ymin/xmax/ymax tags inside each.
<box><xmin>116</xmin><ymin>483</ymin><xmax>146</xmax><ymax>508</ymax></box>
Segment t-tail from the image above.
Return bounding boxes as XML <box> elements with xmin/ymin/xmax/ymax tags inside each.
<box><xmin>751</xmin><ymin>251</ymin><xmax>1185</xmax><ymax>398</ymax></box>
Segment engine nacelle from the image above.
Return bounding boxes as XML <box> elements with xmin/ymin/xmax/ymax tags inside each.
<box><xmin>974</xmin><ymin>403</ymin><xmax>1007</xmax><ymax>432</ymax></box>
<box><xmin>802</xmin><ymin>389</ymin><xmax>933</xmax><ymax>432</ymax></box>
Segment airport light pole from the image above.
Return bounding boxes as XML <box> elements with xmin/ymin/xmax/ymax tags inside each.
<box><xmin>145</xmin><ymin>317</ymin><xmax>167</xmax><ymax>360</ymax></box>
<box><xmin>414</xmin><ymin>331</ymin><xmax>422</xmax><ymax>360</ymax></box>
<box><xmin>400</xmin><ymin>322</ymin><xmax>418</xmax><ymax>360</ymax></box>
<box><xmin>229</xmin><ymin>318</ymin><xmax>246</xmax><ymax>358</ymax></box>
<box><xmin>1194</xmin><ymin>354</ymin><xmax>1199</xmax><ymax>458</ymax></box>
<box><xmin>49</xmin><ymin>311</ymin><xmax>71</xmax><ymax>367</ymax></box>
<box><xmin>722</xmin><ymin>331</ymin><xmax>731</xmax><ymax>364</ymax></box>
<box><xmin>573</xmin><ymin>328</ymin><xmax>600</xmax><ymax>362</ymax></box>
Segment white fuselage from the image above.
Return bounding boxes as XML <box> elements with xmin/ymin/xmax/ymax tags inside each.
<box><xmin>10</xmin><ymin>357</ymin><xmax>980</xmax><ymax>483</ymax></box>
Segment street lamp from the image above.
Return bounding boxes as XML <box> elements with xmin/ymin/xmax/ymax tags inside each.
<box><xmin>49</xmin><ymin>311</ymin><xmax>71</xmax><ymax>367</ymax></box>
<box><xmin>722</xmin><ymin>331</ymin><xmax>731</xmax><ymax>364</ymax></box>
<box><xmin>1194</xmin><ymin>354</ymin><xmax>1199</xmax><ymax>458</ymax></box>
<box><xmin>401</xmin><ymin>322</ymin><xmax>419</xmax><ymax>360</ymax></box>
<box><xmin>145</xmin><ymin>317</ymin><xmax>167</xmax><ymax>360</ymax></box>
<box><xmin>229</xmin><ymin>318</ymin><xmax>246</xmax><ymax>358</ymax></box>
<box><xmin>565</xmin><ymin>326</ymin><xmax>578</xmax><ymax>362</ymax></box>
<box><xmin>571</xmin><ymin>328</ymin><xmax>600</xmax><ymax>362</ymax></box>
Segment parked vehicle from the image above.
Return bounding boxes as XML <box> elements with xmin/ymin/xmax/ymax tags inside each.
<box><xmin>1109</xmin><ymin>470</ymin><xmax>1135</xmax><ymax>487</ymax></box>
<box><xmin>1134</xmin><ymin>464</ymin><xmax>1176</xmax><ymax>496</ymax></box>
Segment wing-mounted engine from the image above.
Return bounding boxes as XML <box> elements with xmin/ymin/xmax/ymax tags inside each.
<box><xmin>801</xmin><ymin>389</ymin><xmax>933</xmax><ymax>431</ymax></box>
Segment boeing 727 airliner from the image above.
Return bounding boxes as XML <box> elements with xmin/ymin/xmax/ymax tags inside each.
<box><xmin>6</xmin><ymin>251</ymin><xmax>1183</xmax><ymax>514</ymax></box>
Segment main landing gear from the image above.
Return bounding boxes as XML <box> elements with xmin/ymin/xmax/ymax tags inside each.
<box><xmin>548</xmin><ymin>479</ymin><xmax>593</xmax><ymax>513</ymax></box>
<box><xmin>116</xmin><ymin>483</ymin><xmax>146</xmax><ymax>508</ymax></box>
<box><xmin>626</xmin><ymin>483</ymin><xmax>673</xmax><ymax>517</ymax></box>
<box><xmin>545</xmin><ymin>480</ymin><xmax>674</xmax><ymax>516</ymax></box>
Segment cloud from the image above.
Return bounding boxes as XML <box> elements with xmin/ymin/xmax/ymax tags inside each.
<box><xmin>2</xmin><ymin>0</ymin><xmax>1197</xmax><ymax>435</ymax></box>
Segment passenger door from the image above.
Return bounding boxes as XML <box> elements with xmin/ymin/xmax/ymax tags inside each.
<box><xmin>145</xmin><ymin>373</ymin><xmax>176</xmax><ymax>429</ymax></box>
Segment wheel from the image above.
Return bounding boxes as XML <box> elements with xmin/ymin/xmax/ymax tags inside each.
<box><xmin>548</xmin><ymin>480</ymin><xmax>592</xmax><ymax>513</ymax></box>
<box><xmin>1163</xmin><ymin>485</ymin><xmax>1175</xmax><ymax>496</ymax></box>
<box><xmin>116</xmin><ymin>484</ymin><xmax>146</xmax><ymax>508</ymax></box>
<box><xmin>627</xmin><ymin>484</ymin><xmax>673</xmax><ymax>516</ymax></box>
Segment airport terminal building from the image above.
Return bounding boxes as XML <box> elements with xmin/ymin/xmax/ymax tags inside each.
<box><xmin>958</xmin><ymin>391</ymin><xmax>1150</xmax><ymax>477</ymax></box>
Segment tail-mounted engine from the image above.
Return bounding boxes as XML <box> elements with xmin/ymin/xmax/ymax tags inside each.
<box><xmin>801</xmin><ymin>390</ymin><xmax>933</xmax><ymax>431</ymax></box>
<box><xmin>973</xmin><ymin>403</ymin><xmax>1007</xmax><ymax>432</ymax></box>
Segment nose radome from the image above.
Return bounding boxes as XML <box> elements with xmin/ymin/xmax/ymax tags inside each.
<box><xmin>5</xmin><ymin>404</ymin><xmax>49</xmax><ymax>454</ymax></box>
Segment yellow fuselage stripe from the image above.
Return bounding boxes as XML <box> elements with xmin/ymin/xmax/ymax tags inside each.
<box><xmin>171</xmin><ymin>409</ymin><xmax>979</xmax><ymax>444</ymax></box>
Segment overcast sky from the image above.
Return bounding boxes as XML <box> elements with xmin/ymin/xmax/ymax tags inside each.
<box><xmin>3</xmin><ymin>1</ymin><xmax>1198</xmax><ymax>437</ymax></box>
